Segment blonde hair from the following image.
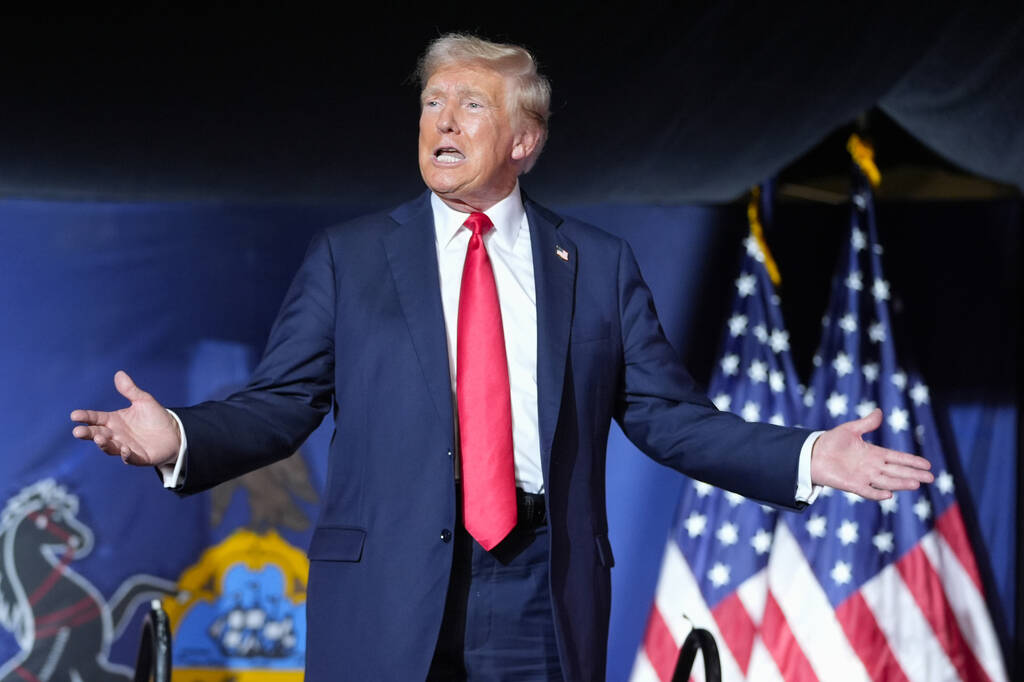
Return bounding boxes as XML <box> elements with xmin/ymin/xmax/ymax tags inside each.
<box><xmin>417</xmin><ymin>33</ymin><xmax>551</xmax><ymax>172</ymax></box>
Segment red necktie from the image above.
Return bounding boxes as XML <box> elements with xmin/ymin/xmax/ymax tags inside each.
<box><xmin>457</xmin><ymin>212</ymin><xmax>516</xmax><ymax>550</ymax></box>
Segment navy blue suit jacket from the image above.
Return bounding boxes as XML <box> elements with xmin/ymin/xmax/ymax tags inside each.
<box><xmin>174</xmin><ymin>191</ymin><xmax>810</xmax><ymax>680</ymax></box>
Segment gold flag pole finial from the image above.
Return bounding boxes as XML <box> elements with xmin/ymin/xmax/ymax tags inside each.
<box><xmin>747</xmin><ymin>186</ymin><xmax>781</xmax><ymax>286</ymax></box>
<box><xmin>847</xmin><ymin>133</ymin><xmax>882</xmax><ymax>188</ymax></box>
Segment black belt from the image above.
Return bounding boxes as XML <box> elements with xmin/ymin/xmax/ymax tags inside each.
<box><xmin>515</xmin><ymin>488</ymin><xmax>546</xmax><ymax>531</ymax></box>
<box><xmin>454</xmin><ymin>484</ymin><xmax>546</xmax><ymax>531</ymax></box>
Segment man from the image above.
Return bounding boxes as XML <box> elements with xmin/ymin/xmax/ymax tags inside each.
<box><xmin>71</xmin><ymin>34</ymin><xmax>932</xmax><ymax>681</ymax></box>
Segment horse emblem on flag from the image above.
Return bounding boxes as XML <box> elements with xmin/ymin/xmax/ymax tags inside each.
<box><xmin>0</xmin><ymin>479</ymin><xmax>177</xmax><ymax>682</ymax></box>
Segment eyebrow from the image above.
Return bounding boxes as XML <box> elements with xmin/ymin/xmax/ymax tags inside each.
<box><xmin>421</xmin><ymin>85</ymin><xmax>494</xmax><ymax>104</ymax></box>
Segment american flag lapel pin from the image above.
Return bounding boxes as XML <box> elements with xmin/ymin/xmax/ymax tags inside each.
<box><xmin>555</xmin><ymin>245</ymin><xmax>569</xmax><ymax>262</ymax></box>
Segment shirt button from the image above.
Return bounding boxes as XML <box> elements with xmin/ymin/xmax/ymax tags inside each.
<box><xmin>440</xmin><ymin>529</ymin><xmax>452</xmax><ymax>543</ymax></box>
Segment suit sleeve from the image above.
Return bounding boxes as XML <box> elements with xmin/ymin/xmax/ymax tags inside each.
<box><xmin>612</xmin><ymin>239</ymin><xmax>810</xmax><ymax>509</ymax></box>
<box><xmin>172</xmin><ymin>230</ymin><xmax>337</xmax><ymax>494</ymax></box>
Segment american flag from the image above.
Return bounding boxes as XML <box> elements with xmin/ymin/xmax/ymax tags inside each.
<box><xmin>632</xmin><ymin>191</ymin><xmax>808</xmax><ymax>681</ymax></box>
<box><xmin>632</xmin><ymin>170</ymin><xmax>1008</xmax><ymax>681</ymax></box>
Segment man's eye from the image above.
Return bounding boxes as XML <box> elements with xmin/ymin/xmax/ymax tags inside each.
<box><xmin>467</xmin><ymin>102</ymin><xmax>482</xmax><ymax>109</ymax></box>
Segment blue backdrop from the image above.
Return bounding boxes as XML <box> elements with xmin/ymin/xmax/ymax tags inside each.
<box><xmin>0</xmin><ymin>196</ymin><xmax>1016</xmax><ymax>678</ymax></box>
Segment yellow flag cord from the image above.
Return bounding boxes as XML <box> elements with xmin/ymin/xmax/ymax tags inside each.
<box><xmin>847</xmin><ymin>133</ymin><xmax>882</xmax><ymax>187</ymax></box>
<box><xmin>747</xmin><ymin>186</ymin><xmax>781</xmax><ymax>286</ymax></box>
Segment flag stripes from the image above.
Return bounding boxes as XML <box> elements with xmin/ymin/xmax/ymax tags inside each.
<box><xmin>631</xmin><ymin>171</ymin><xmax>1008</xmax><ymax>681</ymax></box>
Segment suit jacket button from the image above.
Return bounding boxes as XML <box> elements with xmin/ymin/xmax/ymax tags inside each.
<box><xmin>440</xmin><ymin>529</ymin><xmax>452</xmax><ymax>543</ymax></box>
<box><xmin>446</xmin><ymin>449</ymin><xmax>453</xmax><ymax>457</ymax></box>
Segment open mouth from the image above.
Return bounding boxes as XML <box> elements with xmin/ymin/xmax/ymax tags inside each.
<box><xmin>434</xmin><ymin>147</ymin><xmax>465</xmax><ymax>164</ymax></box>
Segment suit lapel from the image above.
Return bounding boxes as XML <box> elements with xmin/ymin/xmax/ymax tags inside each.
<box><xmin>526</xmin><ymin>197</ymin><xmax>577</xmax><ymax>483</ymax></box>
<box><xmin>383</xmin><ymin>193</ymin><xmax>454</xmax><ymax>432</ymax></box>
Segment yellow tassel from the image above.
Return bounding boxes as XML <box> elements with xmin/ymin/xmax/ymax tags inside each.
<box><xmin>747</xmin><ymin>186</ymin><xmax>781</xmax><ymax>286</ymax></box>
<box><xmin>847</xmin><ymin>133</ymin><xmax>882</xmax><ymax>187</ymax></box>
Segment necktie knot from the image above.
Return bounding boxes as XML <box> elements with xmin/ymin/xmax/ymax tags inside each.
<box><xmin>463</xmin><ymin>212</ymin><xmax>494</xmax><ymax>237</ymax></box>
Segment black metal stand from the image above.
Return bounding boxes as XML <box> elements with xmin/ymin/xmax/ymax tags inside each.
<box><xmin>671</xmin><ymin>627</ymin><xmax>721</xmax><ymax>682</ymax></box>
<box><xmin>133</xmin><ymin>600</ymin><xmax>172</xmax><ymax>682</ymax></box>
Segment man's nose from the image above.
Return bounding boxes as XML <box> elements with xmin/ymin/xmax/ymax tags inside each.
<box><xmin>436</xmin><ymin>104</ymin><xmax>460</xmax><ymax>134</ymax></box>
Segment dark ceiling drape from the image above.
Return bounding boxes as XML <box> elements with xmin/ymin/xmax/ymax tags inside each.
<box><xmin>0</xmin><ymin>4</ymin><xmax>1020</xmax><ymax>203</ymax></box>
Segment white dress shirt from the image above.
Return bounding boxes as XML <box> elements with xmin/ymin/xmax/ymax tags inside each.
<box><xmin>431</xmin><ymin>183</ymin><xmax>545</xmax><ymax>494</ymax></box>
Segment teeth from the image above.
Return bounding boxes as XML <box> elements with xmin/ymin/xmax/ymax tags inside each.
<box><xmin>436</xmin><ymin>154</ymin><xmax>463</xmax><ymax>164</ymax></box>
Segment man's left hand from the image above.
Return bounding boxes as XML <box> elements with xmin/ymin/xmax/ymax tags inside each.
<box><xmin>810</xmin><ymin>408</ymin><xmax>934</xmax><ymax>500</ymax></box>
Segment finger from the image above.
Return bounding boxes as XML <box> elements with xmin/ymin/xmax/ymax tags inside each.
<box><xmin>92</xmin><ymin>432</ymin><xmax>126</xmax><ymax>456</ymax></box>
<box><xmin>847</xmin><ymin>408</ymin><xmax>883</xmax><ymax>436</ymax></box>
<box><xmin>73</xmin><ymin>424</ymin><xmax>113</xmax><ymax>442</ymax></box>
<box><xmin>882</xmin><ymin>449</ymin><xmax>932</xmax><ymax>471</ymax></box>
<box><xmin>70</xmin><ymin>409</ymin><xmax>109</xmax><ymax>426</ymax></box>
<box><xmin>856</xmin><ymin>485</ymin><xmax>891</xmax><ymax>501</ymax></box>
<box><xmin>871</xmin><ymin>472</ymin><xmax>921</xmax><ymax>492</ymax></box>
<box><xmin>114</xmin><ymin>370</ymin><xmax>151</xmax><ymax>404</ymax></box>
<box><xmin>882</xmin><ymin>464</ymin><xmax>934</xmax><ymax>484</ymax></box>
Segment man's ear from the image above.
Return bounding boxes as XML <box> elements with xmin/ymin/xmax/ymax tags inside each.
<box><xmin>511</xmin><ymin>124</ymin><xmax>541</xmax><ymax>163</ymax></box>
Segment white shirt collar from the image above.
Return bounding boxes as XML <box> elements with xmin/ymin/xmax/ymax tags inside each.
<box><xmin>430</xmin><ymin>181</ymin><xmax>525</xmax><ymax>252</ymax></box>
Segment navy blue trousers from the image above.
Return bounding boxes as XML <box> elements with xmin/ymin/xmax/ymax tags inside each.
<box><xmin>427</xmin><ymin>518</ymin><xmax>563</xmax><ymax>681</ymax></box>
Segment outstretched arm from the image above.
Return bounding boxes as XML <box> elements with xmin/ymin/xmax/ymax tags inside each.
<box><xmin>70</xmin><ymin>370</ymin><xmax>181</xmax><ymax>467</ymax></box>
<box><xmin>810</xmin><ymin>408</ymin><xmax>933</xmax><ymax>500</ymax></box>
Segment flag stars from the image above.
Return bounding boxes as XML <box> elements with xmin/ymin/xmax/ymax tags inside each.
<box><xmin>744</xmin><ymin>236</ymin><xmax>765</xmax><ymax>261</ymax></box>
<box><xmin>915</xmin><ymin>424</ymin><xmax>926</xmax><ymax>446</ymax></box>
<box><xmin>837</xmin><ymin>519</ymin><xmax>859</xmax><ymax>545</ymax></box>
<box><xmin>751</xmin><ymin>528</ymin><xmax>773</xmax><ymax>555</ymax></box>
<box><xmin>909</xmin><ymin>383</ymin><xmax>930</xmax><ymax>406</ymax></box>
<box><xmin>826</xmin><ymin>392</ymin><xmax>849</xmax><ymax>418</ymax></box>
<box><xmin>708</xmin><ymin>562</ymin><xmax>731</xmax><ymax>588</ymax></box>
<box><xmin>891</xmin><ymin>371</ymin><xmax>907</xmax><ymax>390</ymax></box>
<box><xmin>936</xmin><ymin>471</ymin><xmax>954</xmax><ymax>495</ymax></box>
<box><xmin>806</xmin><ymin>514</ymin><xmax>827</xmax><ymax>538</ymax></box>
<box><xmin>851</xmin><ymin>228</ymin><xmax>867</xmax><ymax>251</ymax></box>
<box><xmin>728</xmin><ymin>314</ymin><xmax>749</xmax><ymax>337</ymax></box>
<box><xmin>748</xmin><ymin>360</ymin><xmax>768</xmax><ymax>383</ymax></box>
<box><xmin>873</xmin><ymin>531</ymin><xmax>894</xmax><ymax>553</ymax></box>
<box><xmin>736</xmin><ymin>273</ymin><xmax>757</xmax><ymax>297</ymax></box>
<box><xmin>769</xmin><ymin>413</ymin><xmax>785</xmax><ymax>426</ymax></box>
<box><xmin>712</xmin><ymin>394</ymin><xmax>731</xmax><ymax>412</ymax></box>
<box><xmin>888</xmin><ymin>407</ymin><xmax>909</xmax><ymax>433</ymax></box>
<box><xmin>741</xmin><ymin>401</ymin><xmax>761</xmax><ymax>423</ymax></box>
<box><xmin>855</xmin><ymin>400</ymin><xmax>877</xmax><ymax>418</ymax></box>
<box><xmin>862</xmin><ymin>363</ymin><xmax>879</xmax><ymax>383</ymax></box>
<box><xmin>913</xmin><ymin>498</ymin><xmax>932</xmax><ymax>522</ymax></box>
<box><xmin>831</xmin><ymin>560</ymin><xmax>852</xmax><ymax>585</ymax></box>
<box><xmin>769</xmin><ymin>329</ymin><xmax>790</xmax><ymax>353</ymax></box>
<box><xmin>694</xmin><ymin>481</ymin><xmax>713</xmax><ymax>497</ymax></box>
<box><xmin>872</xmin><ymin>279</ymin><xmax>891</xmax><ymax>302</ymax></box>
<box><xmin>721</xmin><ymin>354</ymin><xmax>740</xmax><ymax>376</ymax></box>
<box><xmin>684</xmin><ymin>511</ymin><xmax>708</xmax><ymax>538</ymax></box>
<box><xmin>803</xmin><ymin>388</ymin><xmax>815</xmax><ymax>408</ymax></box>
<box><xmin>839</xmin><ymin>314</ymin><xmax>858</xmax><ymax>334</ymax></box>
<box><xmin>879</xmin><ymin>496</ymin><xmax>898</xmax><ymax>514</ymax></box>
<box><xmin>769</xmin><ymin>370</ymin><xmax>785</xmax><ymax>393</ymax></box>
<box><xmin>869</xmin><ymin>321</ymin><xmax>887</xmax><ymax>343</ymax></box>
<box><xmin>716</xmin><ymin>522</ymin><xmax>739</xmax><ymax>546</ymax></box>
<box><xmin>846</xmin><ymin>271</ymin><xmax>863</xmax><ymax>291</ymax></box>
<box><xmin>754</xmin><ymin>325</ymin><xmax>768</xmax><ymax>343</ymax></box>
<box><xmin>833</xmin><ymin>352</ymin><xmax>854</xmax><ymax>378</ymax></box>
<box><xmin>724</xmin><ymin>491</ymin><xmax>745</xmax><ymax>507</ymax></box>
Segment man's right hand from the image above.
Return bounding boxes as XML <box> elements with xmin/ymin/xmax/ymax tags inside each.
<box><xmin>71</xmin><ymin>370</ymin><xmax>181</xmax><ymax>467</ymax></box>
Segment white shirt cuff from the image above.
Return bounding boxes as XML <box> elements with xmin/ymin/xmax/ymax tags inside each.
<box><xmin>159</xmin><ymin>409</ymin><xmax>188</xmax><ymax>489</ymax></box>
<box><xmin>796</xmin><ymin>430</ymin><xmax>825</xmax><ymax>504</ymax></box>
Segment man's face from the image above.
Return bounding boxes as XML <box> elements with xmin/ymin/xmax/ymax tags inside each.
<box><xmin>418</xmin><ymin>63</ymin><xmax>532</xmax><ymax>212</ymax></box>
